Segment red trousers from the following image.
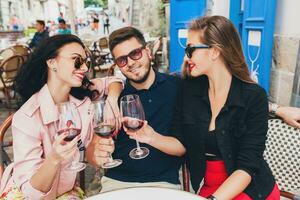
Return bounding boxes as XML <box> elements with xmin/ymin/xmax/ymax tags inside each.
<box><xmin>198</xmin><ymin>160</ymin><xmax>280</xmax><ymax>200</ymax></box>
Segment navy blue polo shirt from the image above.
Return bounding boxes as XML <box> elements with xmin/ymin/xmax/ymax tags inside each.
<box><xmin>106</xmin><ymin>71</ymin><xmax>182</xmax><ymax>184</ymax></box>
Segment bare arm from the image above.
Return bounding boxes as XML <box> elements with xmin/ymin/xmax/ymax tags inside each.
<box><xmin>211</xmin><ymin>170</ymin><xmax>251</xmax><ymax>199</ymax></box>
<box><xmin>275</xmin><ymin>106</ymin><xmax>300</xmax><ymax>129</ymax></box>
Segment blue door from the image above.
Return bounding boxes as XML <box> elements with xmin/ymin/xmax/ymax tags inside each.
<box><xmin>229</xmin><ymin>0</ymin><xmax>244</xmax><ymax>37</ymax></box>
<box><xmin>231</xmin><ymin>0</ymin><xmax>277</xmax><ymax>91</ymax></box>
<box><xmin>170</xmin><ymin>0</ymin><xmax>206</xmax><ymax>73</ymax></box>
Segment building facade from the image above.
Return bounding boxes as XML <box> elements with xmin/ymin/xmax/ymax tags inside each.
<box><xmin>0</xmin><ymin>0</ymin><xmax>84</xmax><ymax>30</ymax></box>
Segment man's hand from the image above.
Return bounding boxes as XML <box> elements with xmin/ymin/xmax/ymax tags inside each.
<box><xmin>123</xmin><ymin>120</ymin><xmax>156</xmax><ymax>145</ymax></box>
<box><xmin>91</xmin><ymin>136</ymin><xmax>115</xmax><ymax>167</ymax></box>
<box><xmin>276</xmin><ymin>106</ymin><xmax>300</xmax><ymax>129</ymax></box>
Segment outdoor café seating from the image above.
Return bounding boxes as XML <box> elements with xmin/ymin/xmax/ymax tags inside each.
<box><xmin>0</xmin><ymin>54</ymin><xmax>24</xmax><ymax>108</ymax></box>
<box><xmin>0</xmin><ymin>48</ymin><xmax>15</xmax><ymax>60</ymax></box>
<box><xmin>264</xmin><ymin>118</ymin><xmax>300</xmax><ymax>199</ymax></box>
<box><xmin>89</xmin><ymin>37</ymin><xmax>113</xmax><ymax>78</ymax></box>
<box><xmin>0</xmin><ymin>113</ymin><xmax>13</xmax><ymax>179</ymax></box>
<box><xmin>10</xmin><ymin>44</ymin><xmax>32</xmax><ymax>63</ymax></box>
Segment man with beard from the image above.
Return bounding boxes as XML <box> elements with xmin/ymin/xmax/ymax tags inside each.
<box><xmin>86</xmin><ymin>27</ymin><xmax>185</xmax><ymax>192</ymax></box>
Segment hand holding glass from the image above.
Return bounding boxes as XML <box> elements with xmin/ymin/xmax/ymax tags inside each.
<box><xmin>120</xmin><ymin>94</ymin><xmax>149</xmax><ymax>159</ymax></box>
<box><xmin>56</xmin><ymin>102</ymin><xmax>86</xmax><ymax>171</ymax></box>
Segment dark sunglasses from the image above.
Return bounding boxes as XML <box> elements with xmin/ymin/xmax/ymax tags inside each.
<box><xmin>74</xmin><ymin>56</ymin><xmax>92</xmax><ymax>70</ymax></box>
<box><xmin>185</xmin><ymin>44</ymin><xmax>211</xmax><ymax>58</ymax></box>
<box><xmin>114</xmin><ymin>46</ymin><xmax>145</xmax><ymax>68</ymax></box>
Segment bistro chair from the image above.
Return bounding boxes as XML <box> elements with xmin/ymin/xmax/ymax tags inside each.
<box><xmin>97</xmin><ymin>37</ymin><xmax>111</xmax><ymax>63</ymax></box>
<box><xmin>0</xmin><ymin>113</ymin><xmax>13</xmax><ymax>179</ymax></box>
<box><xmin>264</xmin><ymin>118</ymin><xmax>300</xmax><ymax>199</ymax></box>
<box><xmin>182</xmin><ymin>118</ymin><xmax>300</xmax><ymax>199</ymax></box>
<box><xmin>0</xmin><ymin>55</ymin><xmax>23</xmax><ymax>108</ymax></box>
<box><xmin>89</xmin><ymin>42</ymin><xmax>112</xmax><ymax>77</ymax></box>
<box><xmin>0</xmin><ymin>48</ymin><xmax>15</xmax><ymax>61</ymax></box>
<box><xmin>11</xmin><ymin>44</ymin><xmax>32</xmax><ymax>63</ymax></box>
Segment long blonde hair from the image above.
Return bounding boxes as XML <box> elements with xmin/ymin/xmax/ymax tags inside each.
<box><xmin>183</xmin><ymin>15</ymin><xmax>254</xmax><ymax>83</ymax></box>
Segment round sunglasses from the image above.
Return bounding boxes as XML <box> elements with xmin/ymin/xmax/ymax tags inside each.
<box><xmin>185</xmin><ymin>44</ymin><xmax>211</xmax><ymax>58</ymax></box>
<box><xmin>114</xmin><ymin>46</ymin><xmax>145</xmax><ymax>68</ymax></box>
<box><xmin>74</xmin><ymin>56</ymin><xmax>92</xmax><ymax>70</ymax></box>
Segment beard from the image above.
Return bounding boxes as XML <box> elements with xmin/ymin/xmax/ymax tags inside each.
<box><xmin>127</xmin><ymin>64</ymin><xmax>151</xmax><ymax>84</ymax></box>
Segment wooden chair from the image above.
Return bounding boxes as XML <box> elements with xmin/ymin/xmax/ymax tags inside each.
<box><xmin>0</xmin><ymin>54</ymin><xmax>23</xmax><ymax>108</ymax></box>
<box><xmin>98</xmin><ymin>37</ymin><xmax>111</xmax><ymax>64</ymax></box>
<box><xmin>182</xmin><ymin>118</ymin><xmax>300</xmax><ymax>199</ymax></box>
<box><xmin>10</xmin><ymin>44</ymin><xmax>32</xmax><ymax>63</ymax></box>
<box><xmin>0</xmin><ymin>113</ymin><xmax>13</xmax><ymax>179</ymax></box>
<box><xmin>98</xmin><ymin>37</ymin><xmax>109</xmax><ymax>52</ymax></box>
<box><xmin>0</xmin><ymin>48</ymin><xmax>15</xmax><ymax>61</ymax></box>
<box><xmin>182</xmin><ymin>163</ymin><xmax>190</xmax><ymax>192</ymax></box>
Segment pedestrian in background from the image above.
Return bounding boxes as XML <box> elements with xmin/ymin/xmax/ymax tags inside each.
<box><xmin>29</xmin><ymin>20</ymin><xmax>49</xmax><ymax>49</ymax></box>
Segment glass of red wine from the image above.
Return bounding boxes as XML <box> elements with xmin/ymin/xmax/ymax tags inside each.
<box><xmin>56</xmin><ymin>102</ymin><xmax>86</xmax><ymax>171</ymax></box>
<box><xmin>93</xmin><ymin>99</ymin><xmax>122</xmax><ymax>168</ymax></box>
<box><xmin>120</xmin><ymin>94</ymin><xmax>149</xmax><ymax>159</ymax></box>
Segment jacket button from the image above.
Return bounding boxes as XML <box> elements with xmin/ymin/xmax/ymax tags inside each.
<box><xmin>258</xmin><ymin>194</ymin><xmax>262</xmax><ymax>198</ymax></box>
<box><xmin>228</xmin><ymin>154</ymin><xmax>232</xmax><ymax>159</ymax></box>
<box><xmin>221</xmin><ymin>130</ymin><xmax>226</xmax><ymax>135</ymax></box>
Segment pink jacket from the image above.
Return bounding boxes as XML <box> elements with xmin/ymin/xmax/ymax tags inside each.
<box><xmin>0</xmin><ymin>77</ymin><xmax>123</xmax><ymax>199</ymax></box>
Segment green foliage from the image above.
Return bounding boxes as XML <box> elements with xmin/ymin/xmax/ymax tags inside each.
<box><xmin>84</xmin><ymin>0</ymin><xmax>108</xmax><ymax>8</ymax></box>
<box><xmin>149</xmin><ymin>0</ymin><xmax>167</xmax><ymax>37</ymax></box>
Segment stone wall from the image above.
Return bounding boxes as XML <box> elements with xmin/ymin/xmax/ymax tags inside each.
<box><xmin>270</xmin><ymin>35</ymin><xmax>300</xmax><ymax>106</ymax></box>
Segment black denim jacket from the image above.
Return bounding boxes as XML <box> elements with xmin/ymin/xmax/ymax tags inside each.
<box><xmin>172</xmin><ymin>76</ymin><xmax>275</xmax><ymax>199</ymax></box>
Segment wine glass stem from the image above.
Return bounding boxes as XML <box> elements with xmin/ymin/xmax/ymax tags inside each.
<box><xmin>135</xmin><ymin>139</ymin><xmax>142</xmax><ymax>151</ymax></box>
<box><xmin>108</xmin><ymin>153</ymin><xmax>113</xmax><ymax>162</ymax></box>
<box><xmin>79</xmin><ymin>149</ymin><xmax>84</xmax><ymax>162</ymax></box>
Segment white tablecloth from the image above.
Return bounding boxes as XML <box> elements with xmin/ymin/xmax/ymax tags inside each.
<box><xmin>86</xmin><ymin>187</ymin><xmax>205</xmax><ymax>200</ymax></box>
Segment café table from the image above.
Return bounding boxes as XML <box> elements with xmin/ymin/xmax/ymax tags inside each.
<box><xmin>86</xmin><ymin>187</ymin><xmax>206</xmax><ymax>200</ymax></box>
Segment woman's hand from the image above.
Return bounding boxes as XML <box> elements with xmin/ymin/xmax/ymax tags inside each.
<box><xmin>123</xmin><ymin>120</ymin><xmax>156</xmax><ymax>144</ymax></box>
<box><xmin>89</xmin><ymin>78</ymin><xmax>103</xmax><ymax>92</ymax></box>
<box><xmin>181</xmin><ymin>55</ymin><xmax>189</xmax><ymax>76</ymax></box>
<box><xmin>50</xmin><ymin>132</ymin><xmax>79</xmax><ymax>164</ymax></box>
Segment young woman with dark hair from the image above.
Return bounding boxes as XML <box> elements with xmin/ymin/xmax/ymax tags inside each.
<box><xmin>0</xmin><ymin>34</ymin><xmax>123</xmax><ymax>199</ymax></box>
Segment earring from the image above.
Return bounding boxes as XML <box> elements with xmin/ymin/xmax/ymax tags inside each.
<box><xmin>53</xmin><ymin>68</ymin><xmax>57</xmax><ymax>72</ymax></box>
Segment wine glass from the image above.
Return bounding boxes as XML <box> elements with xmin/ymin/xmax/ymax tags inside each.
<box><xmin>120</xmin><ymin>94</ymin><xmax>149</xmax><ymax>159</ymax></box>
<box><xmin>56</xmin><ymin>102</ymin><xmax>86</xmax><ymax>171</ymax></box>
<box><xmin>92</xmin><ymin>99</ymin><xmax>122</xmax><ymax>168</ymax></box>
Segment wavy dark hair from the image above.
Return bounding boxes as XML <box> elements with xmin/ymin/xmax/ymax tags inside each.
<box><xmin>15</xmin><ymin>34</ymin><xmax>94</xmax><ymax>104</ymax></box>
